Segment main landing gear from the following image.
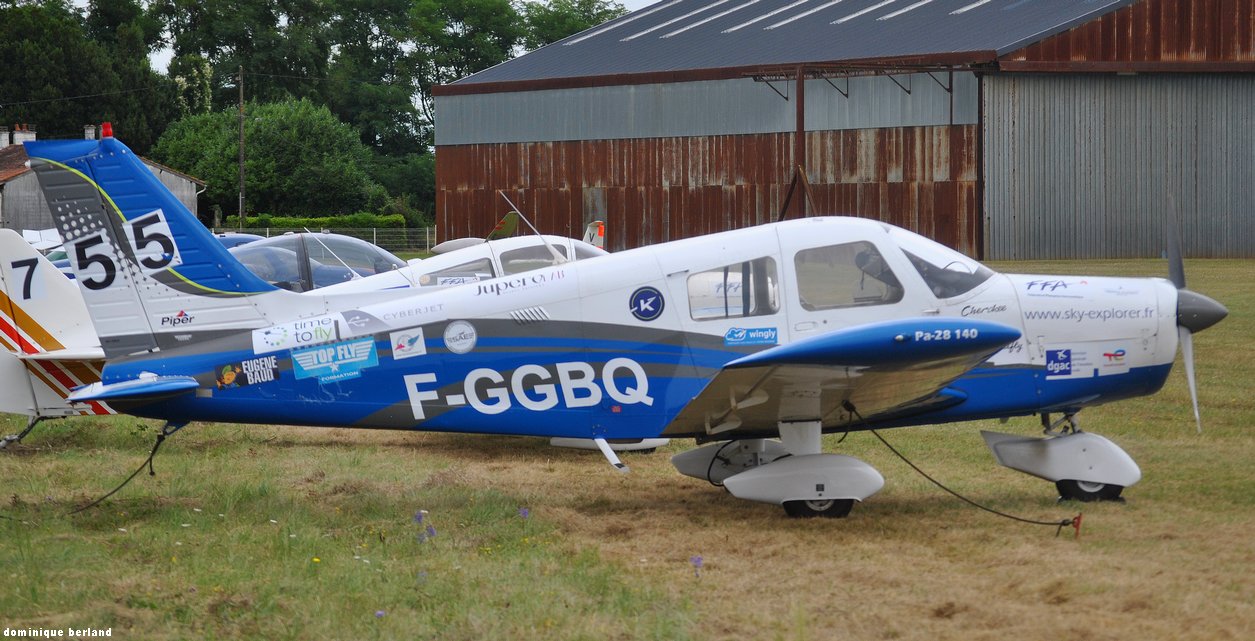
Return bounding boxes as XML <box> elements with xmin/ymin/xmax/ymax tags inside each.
<box><xmin>670</xmin><ymin>421</ymin><xmax>884</xmax><ymax>518</ymax></box>
<box><xmin>982</xmin><ymin>412</ymin><xmax>1140</xmax><ymax>503</ymax></box>
<box><xmin>0</xmin><ymin>417</ymin><xmax>43</xmax><ymax>450</ymax></box>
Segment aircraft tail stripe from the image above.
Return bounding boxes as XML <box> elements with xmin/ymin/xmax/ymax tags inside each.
<box><xmin>32</xmin><ymin>360</ymin><xmax>79</xmax><ymax>396</ymax></box>
<box><xmin>25</xmin><ymin>360</ymin><xmax>111</xmax><ymax>415</ymax></box>
<box><xmin>0</xmin><ymin>313</ymin><xmax>111</xmax><ymax>416</ymax></box>
<box><xmin>0</xmin><ymin>329</ymin><xmax>20</xmax><ymax>355</ymax></box>
<box><xmin>27</xmin><ymin>361</ymin><xmax>111</xmax><ymax>415</ymax></box>
<box><xmin>0</xmin><ymin>290</ymin><xmax>67</xmax><ymax>353</ymax></box>
<box><xmin>0</xmin><ymin>314</ymin><xmax>31</xmax><ymax>354</ymax></box>
<box><xmin>0</xmin><ymin>320</ymin><xmax>19</xmax><ymax>351</ymax></box>
<box><xmin>0</xmin><ymin>319</ymin><xmax>107</xmax><ymax>396</ymax></box>
<box><xmin>63</xmin><ymin>360</ymin><xmax>104</xmax><ymax>385</ymax></box>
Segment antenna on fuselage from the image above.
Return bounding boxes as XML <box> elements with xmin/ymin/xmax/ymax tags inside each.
<box><xmin>496</xmin><ymin>191</ymin><xmax>567</xmax><ymax>265</ymax></box>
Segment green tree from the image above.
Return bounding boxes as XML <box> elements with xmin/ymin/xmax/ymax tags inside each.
<box><xmin>155</xmin><ymin>0</ymin><xmax>334</xmax><ymax>109</ymax></box>
<box><xmin>409</xmin><ymin>0</ymin><xmax>524</xmax><ymax>123</ymax></box>
<box><xmin>368</xmin><ymin>151</ymin><xmax>435</xmax><ymax>227</ymax></box>
<box><xmin>150</xmin><ymin>99</ymin><xmax>383</xmax><ymax>219</ymax></box>
<box><xmin>167</xmin><ymin>53</ymin><xmax>215</xmax><ymax>116</ymax></box>
<box><xmin>0</xmin><ymin>0</ymin><xmax>176</xmax><ymax>153</ymax></box>
<box><xmin>85</xmin><ymin>0</ymin><xmax>163</xmax><ymax>50</ymax></box>
<box><xmin>327</xmin><ymin>0</ymin><xmax>425</xmax><ymax>155</ymax></box>
<box><xmin>519</xmin><ymin>0</ymin><xmax>626</xmax><ymax>50</ymax></box>
<box><xmin>88</xmin><ymin>0</ymin><xmax>180</xmax><ymax>153</ymax></box>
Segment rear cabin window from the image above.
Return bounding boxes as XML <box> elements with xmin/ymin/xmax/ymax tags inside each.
<box><xmin>499</xmin><ymin>245</ymin><xmax>568</xmax><ymax>275</ymax></box>
<box><xmin>794</xmin><ymin>242</ymin><xmax>903</xmax><ymax>310</ymax></box>
<box><xmin>418</xmin><ymin>258</ymin><xmax>495</xmax><ymax>287</ymax></box>
<box><xmin>688</xmin><ymin>257</ymin><xmax>779</xmax><ymax>320</ymax></box>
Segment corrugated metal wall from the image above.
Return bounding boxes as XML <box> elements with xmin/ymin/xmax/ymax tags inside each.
<box><xmin>436</xmin><ymin>72</ymin><xmax>981</xmax><ymax>254</ymax></box>
<box><xmin>1003</xmin><ymin>0</ymin><xmax>1255</xmax><ymax>65</ymax></box>
<box><xmin>437</xmin><ymin>73</ymin><xmax>978</xmax><ymax>144</ymax></box>
<box><xmin>983</xmin><ymin>73</ymin><xmax>1255</xmax><ymax>259</ymax></box>
<box><xmin>437</xmin><ymin>125</ymin><xmax>979</xmax><ymax>255</ymax></box>
<box><xmin>0</xmin><ymin>173</ymin><xmax>53</xmax><ymax>231</ymax></box>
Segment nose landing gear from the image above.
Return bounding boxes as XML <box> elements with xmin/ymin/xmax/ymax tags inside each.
<box><xmin>982</xmin><ymin>413</ymin><xmax>1139</xmax><ymax>503</ymax></box>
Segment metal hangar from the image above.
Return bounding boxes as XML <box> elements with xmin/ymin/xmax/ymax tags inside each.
<box><xmin>434</xmin><ymin>0</ymin><xmax>1255</xmax><ymax>259</ymax></box>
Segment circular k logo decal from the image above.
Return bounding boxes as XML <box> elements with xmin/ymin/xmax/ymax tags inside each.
<box><xmin>630</xmin><ymin>286</ymin><xmax>665</xmax><ymax>322</ymax></box>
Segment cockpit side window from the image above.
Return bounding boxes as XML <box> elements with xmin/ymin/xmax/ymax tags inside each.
<box><xmin>688</xmin><ymin>257</ymin><xmax>779</xmax><ymax>320</ymax></box>
<box><xmin>794</xmin><ymin>242</ymin><xmax>904</xmax><ymax>311</ymax></box>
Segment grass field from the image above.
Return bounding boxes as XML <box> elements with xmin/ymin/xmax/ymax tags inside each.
<box><xmin>1</xmin><ymin>259</ymin><xmax>1252</xmax><ymax>640</ymax></box>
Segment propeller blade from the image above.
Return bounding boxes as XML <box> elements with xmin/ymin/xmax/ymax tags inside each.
<box><xmin>1178</xmin><ymin>326</ymin><xmax>1202</xmax><ymax>433</ymax></box>
<box><xmin>1167</xmin><ymin>217</ymin><xmax>1186</xmax><ymax>290</ymax></box>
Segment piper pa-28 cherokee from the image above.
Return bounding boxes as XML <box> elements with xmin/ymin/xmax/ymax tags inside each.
<box><xmin>6</xmin><ymin>131</ymin><xmax>1227</xmax><ymax>518</ymax></box>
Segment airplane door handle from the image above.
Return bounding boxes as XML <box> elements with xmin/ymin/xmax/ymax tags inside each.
<box><xmin>922</xmin><ymin>308</ymin><xmax>940</xmax><ymax>316</ymax></box>
<box><xmin>794</xmin><ymin>321</ymin><xmax>817</xmax><ymax>332</ymax></box>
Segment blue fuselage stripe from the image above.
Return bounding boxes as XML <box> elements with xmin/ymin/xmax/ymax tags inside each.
<box><xmin>107</xmin><ymin>333</ymin><xmax>1174</xmax><ymax>439</ymax></box>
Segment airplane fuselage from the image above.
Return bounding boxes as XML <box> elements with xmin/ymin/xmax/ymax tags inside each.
<box><xmin>102</xmin><ymin>218</ymin><xmax>1179</xmax><ymax>439</ymax></box>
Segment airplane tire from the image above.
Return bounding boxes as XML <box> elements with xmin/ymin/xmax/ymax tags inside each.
<box><xmin>1056</xmin><ymin>479</ymin><xmax>1125</xmax><ymax>502</ymax></box>
<box><xmin>782</xmin><ymin>498</ymin><xmax>855</xmax><ymax>519</ymax></box>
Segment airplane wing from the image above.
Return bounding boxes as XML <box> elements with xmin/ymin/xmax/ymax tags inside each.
<box><xmin>662</xmin><ymin>318</ymin><xmax>1020</xmax><ymax>438</ymax></box>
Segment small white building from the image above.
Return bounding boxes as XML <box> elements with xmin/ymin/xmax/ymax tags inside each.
<box><xmin>0</xmin><ymin>125</ymin><xmax>205</xmax><ymax>235</ymax></box>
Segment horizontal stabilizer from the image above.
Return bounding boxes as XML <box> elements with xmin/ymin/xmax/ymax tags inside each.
<box><xmin>19</xmin><ymin>347</ymin><xmax>107</xmax><ymax>361</ymax></box>
<box><xmin>69</xmin><ymin>374</ymin><xmax>199</xmax><ymax>403</ymax></box>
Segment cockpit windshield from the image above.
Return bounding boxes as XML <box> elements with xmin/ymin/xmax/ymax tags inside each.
<box><xmin>886</xmin><ymin>226</ymin><xmax>993</xmax><ymax>299</ymax></box>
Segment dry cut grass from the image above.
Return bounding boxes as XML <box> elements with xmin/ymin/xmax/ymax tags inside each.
<box><xmin>1</xmin><ymin>258</ymin><xmax>1252</xmax><ymax>640</ymax></box>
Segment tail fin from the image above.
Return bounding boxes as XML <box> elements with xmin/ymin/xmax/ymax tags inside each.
<box><xmin>485</xmin><ymin>211</ymin><xmax>519</xmax><ymax>240</ymax></box>
<box><xmin>582</xmin><ymin>220</ymin><xmax>605</xmax><ymax>249</ymax></box>
<box><xmin>0</xmin><ymin>230</ymin><xmax>112</xmax><ymax>417</ymax></box>
<box><xmin>24</xmin><ymin>131</ymin><xmax>282</xmax><ymax>357</ymax></box>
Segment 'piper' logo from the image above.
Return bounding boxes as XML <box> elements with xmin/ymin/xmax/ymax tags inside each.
<box><xmin>161</xmin><ymin>310</ymin><xmax>194</xmax><ymax>326</ymax></box>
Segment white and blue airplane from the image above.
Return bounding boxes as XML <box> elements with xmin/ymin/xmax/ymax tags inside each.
<box><xmin>5</xmin><ymin>130</ymin><xmax>1227</xmax><ymax>518</ymax></box>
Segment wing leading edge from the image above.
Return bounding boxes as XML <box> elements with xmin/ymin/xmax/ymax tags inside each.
<box><xmin>663</xmin><ymin>318</ymin><xmax>1020</xmax><ymax>438</ymax></box>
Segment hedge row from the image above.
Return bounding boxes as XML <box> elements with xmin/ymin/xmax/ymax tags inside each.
<box><xmin>221</xmin><ymin>213</ymin><xmax>408</xmax><ymax>229</ymax></box>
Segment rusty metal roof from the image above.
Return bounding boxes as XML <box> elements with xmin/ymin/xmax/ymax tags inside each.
<box><xmin>0</xmin><ymin>146</ymin><xmax>30</xmax><ymax>184</ymax></box>
<box><xmin>450</xmin><ymin>0</ymin><xmax>1135</xmax><ymax>90</ymax></box>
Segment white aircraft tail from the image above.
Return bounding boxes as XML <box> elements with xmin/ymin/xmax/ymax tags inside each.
<box><xmin>24</xmin><ymin>129</ymin><xmax>299</xmax><ymax>358</ymax></box>
<box><xmin>582</xmin><ymin>220</ymin><xmax>606</xmax><ymax>249</ymax></box>
<box><xmin>0</xmin><ymin>230</ymin><xmax>112</xmax><ymax>418</ymax></box>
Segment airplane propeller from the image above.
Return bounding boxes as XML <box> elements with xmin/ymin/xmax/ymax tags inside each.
<box><xmin>1166</xmin><ymin>221</ymin><xmax>1228</xmax><ymax>433</ymax></box>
